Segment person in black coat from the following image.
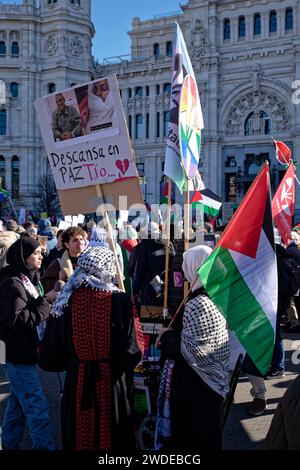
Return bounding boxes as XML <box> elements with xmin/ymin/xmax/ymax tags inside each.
<box><xmin>134</xmin><ymin>222</ymin><xmax>175</xmax><ymax>306</ymax></box>
<box><xmin>0</xmin><ymin>237</ymin><xmax>55</xmax><ymax>450</ymax></box>
<box><xmin>39</xmin><ymin>246</ymin><xmax>144</xmax><ymax>451</ymax></box>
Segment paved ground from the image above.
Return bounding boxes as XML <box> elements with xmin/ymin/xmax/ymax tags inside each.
<box><xmin>223</xmin><ymin>332</ymin><xmax>300</xmax><ymax>450</ymax></box>
<box><xmin>0</xmin><ymin>332</ymin><xmax>299</xmax><ymax>451</ymax></box>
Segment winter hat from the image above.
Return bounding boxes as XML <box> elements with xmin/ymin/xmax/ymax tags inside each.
<box><xmin>6</xmin><ymin>219</ymin><xmax>19</xmax><ymax>232</ymax></box>
<box><xmin>38</xmin><ymin>218</ymin><xmax>51</xmax><ymax>231</ymax></box>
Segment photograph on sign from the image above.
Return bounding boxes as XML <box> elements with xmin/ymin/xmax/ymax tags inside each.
<box><xmin>45</xmin><ymin>77</ymin><xmax>119</xmax><ymax>145</ymax></box>
<box><xmin>34</xmin><ymin>75</ymin><xmax>137</xmax><ymax>191</ymax></box>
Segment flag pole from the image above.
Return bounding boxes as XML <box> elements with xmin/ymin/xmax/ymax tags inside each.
<box><xmin>183</xmin><ymin>177</ymin><xmax>190</xmax><ymax>298</ymax></box>
<box><xmin>163</xmin><ymin>177</ymin><xmax>172</xmax><ymax>321</ymax></box>
<box><xmin>272</xmin><ymin>136</ymin><xmax>300</xmax><ymax>186</ymax></box>
<box><xmin>95</xmin><ymin>184</ymin><xmax>125</xmax><ymax>291</ymax></box>
<box><xmin>8</xmin><ymin>196</ymin><xmax>18</xmax><ymax>220</ymax></box>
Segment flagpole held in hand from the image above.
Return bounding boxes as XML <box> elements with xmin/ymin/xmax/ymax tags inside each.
<box><xmin>163</xmin><ymin>178</ymin><xmax>172</xmax><ymax>324</ymax></box>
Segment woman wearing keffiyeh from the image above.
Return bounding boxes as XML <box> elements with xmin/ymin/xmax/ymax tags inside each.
<box><xmin>156</xmin><ymin>245</ymin><xmax>229</xmax><ymax>450</ymax></box>
<box><xmin>39</xmin><ymin>246</ymin><xmax>144</xmax><ymax>451</ymax></box>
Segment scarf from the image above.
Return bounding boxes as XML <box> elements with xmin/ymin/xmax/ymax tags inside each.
<box><xmin>51</xmin><ymin>246</ymin><xmax>120</xmax><ymax>317</ymax></box>
<box><xmin>181</xmin><ymin>293</ymin><xmax>230</xmax><ymax>398</ymax></box>
<box><xmin>182</xmin><ymin>245</ymin><xmax>212</xmax><ymax>292</ymax></box>
<box><xmin>154</xmin><ymin>359</ymin><xmax>174</xmax><ymax>450</ymax></box>
<box><xmin>19</xmin><ymin>273</ymin><xmax>46</xmax><ymax>341</ymax></box>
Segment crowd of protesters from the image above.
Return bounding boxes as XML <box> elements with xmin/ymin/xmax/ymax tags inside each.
<box><xmin>0</xmin><ymin>215</ymin><xmax>299</xmax><ymax>450</ymax></box>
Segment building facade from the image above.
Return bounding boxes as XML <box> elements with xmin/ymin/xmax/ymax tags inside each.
<box><xmin>0</xmin><ymin>0</ymin><xmax>94</xmax><ymax>213</ymax></box>
<box><xmin>0</xmin><ymin>0</ymin><xmax>299</xmax><ymax>221</ymax></box>
<box><xmin>96</xmin><ymin>0</ymin><xmax>300</xmax><ymax>220</ymax></box>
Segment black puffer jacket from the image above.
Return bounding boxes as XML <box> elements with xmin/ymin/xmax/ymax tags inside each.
<box><xmin>134</xmin><ymin>236</ymin><xmax>175</xmax><ymax>302</ymax></box>
<box><xmin>0</xmin><ymin>240</ymin><xmax>51</xmax><ymax>364</ymax></box>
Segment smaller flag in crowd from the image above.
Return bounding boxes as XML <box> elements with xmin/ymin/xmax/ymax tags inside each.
<box><xmin>191</xmin><ymin>189</ymin><xmax>223</xmax><ymax>217</ymax></box>
<box><xmin>0</xmin><ymin>187</ymin><xmax>9</xmax><ymax>202</ymax></box>
<box><xmin>272</xmin><ymin>163</ymin><xmax>295</xmax><ymax>246</ymax></box>
<box><xmin>160</xmin><ymin>181</ymin><xmax>169</xmax><ymax>205</ymax></box>
<box><xmin>273</xmin><ymin>139</ymin><xmax>292</xmax><ymax>166</ymax></box>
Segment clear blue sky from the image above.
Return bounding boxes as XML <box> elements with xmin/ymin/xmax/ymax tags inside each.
<box><xmin>91</xmin><ymin>0</ymin><xmax>181</xmax><ymax>63</ymax></box>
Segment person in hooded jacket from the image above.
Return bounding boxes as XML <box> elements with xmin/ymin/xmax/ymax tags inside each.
<box><xmin>0</xmin><ymin>237</ymin><xmax>55</xmax><ymax>450</ymax></box>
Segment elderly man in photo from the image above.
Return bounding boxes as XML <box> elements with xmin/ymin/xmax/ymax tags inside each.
<box><xmin>52</xmin><ymin>93</ymin><xmax>83</xmax><ymax>141</ymax></box>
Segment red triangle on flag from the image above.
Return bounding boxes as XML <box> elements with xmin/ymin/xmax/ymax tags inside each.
<box><xmin>274</xmin><ymin>140</ymin><xmax>292</xmax><ymax>165</ymax></box>
<box><xmin>190</xmin><ymin>190</ymin><xmax>203</xmax><ymax>204</ymax></box>
<box><xmin>217</xmin><ymin>164</ymin><xmax>269</xmax><ymax>258</ymax></box>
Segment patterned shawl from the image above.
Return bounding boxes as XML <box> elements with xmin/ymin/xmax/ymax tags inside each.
<box><xmin>51</xmin><ymin>246</ymin><xmax>120</xmax><ymax>317</ymax></box>
<box><xmin>181</xmin><ymin>293</ymin><xmax>230</xmax><ymax>398</ymax></box>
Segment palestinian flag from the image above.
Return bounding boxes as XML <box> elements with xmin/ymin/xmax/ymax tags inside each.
<box><xmin>0</xmin><ymin>188</ymin><xmax>9</xmax><ymax>202</ymax></box>
<box><xmin>199</xmin><ymin>163</ymin><xmax>277</xmax><ymax>375</ymax></box>
<box><xmin>191</xmin><ymin>189</ymin><xmax>222</xmax><ymax>217</ymax></box>
<box><xmin>160</xmin><ymin>181</ymin><xmax>169</xmax><ymax>205</ymax></box>
<box><xmin>273</xmin><ymin>139</ymin><xmax>292</xmax><ymax>166</ymax></box>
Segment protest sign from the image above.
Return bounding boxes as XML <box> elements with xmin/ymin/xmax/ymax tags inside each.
<box><xmin>34</xmin><ymin>75</ymin><xmax>144</xmax><ymax>215</ymax></box>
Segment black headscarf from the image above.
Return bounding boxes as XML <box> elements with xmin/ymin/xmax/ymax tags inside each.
<box><xmin>0</xmin><ymin>237</ymin><xmax>40</xmax><ymax>284</ymax></box>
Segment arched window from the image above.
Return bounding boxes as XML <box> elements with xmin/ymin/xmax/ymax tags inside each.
<box><xmin>164</xmin><ymin>111</ymin><xmax>170</xmax><ymax>138</ymax></box>
<box><xmin>223</xmin><ymin>19</ymin><xmax>231</xmax><ymax>40</ymax></box>
<box><xmin>254</xmin><ymin>13</ymin><xmax>261</xmax><ymax>35</ymax></box>
<box><xmin>0</xmin><ymin>42</ymin><xmax>6</xmax><ymax>55</ymax></box>
<box><xmin>10</xmin><ymin>82</ymin><xmax>18</xmax><ymax>98</ymax></box>
<box><xmin>135</xmin><ymin>86</ymin><xmax>143</xmax><ymax>96</ymax></box>
<box><xmin>12</xmin><ymin>156</ymin><xmax>19</xmax><ymax>198</ymax></box>
<box><xmin>163</xmin><ymin>83</ymin><xmax>171</xmax><ymax>94</ymax></box>
<box><xmin>285</xmin><ymin>8</ymin><xmax>293</xmax><ymax>31</ymax></box>
<box><xmin>135</xmin><ymin>114</ymin><xmax>143</xmax><ymax>140</ymax></box>
<box><xmin>153</xmin><ymin>43</ymin><xmax>160</xmax><ymax>58</ymax></box>
<box><xmin>238</xmin><ymin>16</ymin><xmax>245</xmax><ymax>38</ymax></box>
<box><xmin>11</xmin><ymin>42</ymin><xmax>19</xmax><ymax>56</ymax></box>
<box><xmin>0</xmin><ymin>156</ymin><xmax>5</xmax><ymax>188</ymax></box>
<box><xmin>128</xmin><ymin>88</ymin><xmax>132</xmax><ymax>99</ymax></box>
<box><xmin>244</xmin><ymin>111</ymin><xmax>271</xmax><ymax>136</ymax></box>
<box><xmin>156</xmin><ymin>84</ymin><xmax>160</xmax><ymax>95</ymax></box>
<box><xmin>0</xmin><ymin>110</ymin><xmax>6</xmax><ymax>135</ymax></box>
<box><xmin>269</xmin><ymin>11</ymin><xmax>277</xmax><ymax>33</ymax></box>
<box><xmin>48</xmin><ymin>83</ymin><xmax>56</xmax><ymax>94</ymax></box>
<box><xmin>166</xmin><ymin>41</ymin><xmax>173</xmax><ymax>56</ymax></box>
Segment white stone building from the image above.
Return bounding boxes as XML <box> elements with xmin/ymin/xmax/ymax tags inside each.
<box><xmin>0</xmin><ymin>0</ymin><xmax>299</xmax><ymax>222</ymax></box>
<box><xmin>96</xmin><ymin>0</ymin><xmax>300</xmax><ymax>221</ymax></box>
<box><xmin>0</xmin><ymin>0</ymin><xmax>94</xmax><ymax>213</ymax></box>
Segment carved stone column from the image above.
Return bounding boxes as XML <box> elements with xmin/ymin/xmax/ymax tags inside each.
<box><xmin>5</xmin><ymin>155</ymin><xmax>12</xmax><ymax>192</ymax></box>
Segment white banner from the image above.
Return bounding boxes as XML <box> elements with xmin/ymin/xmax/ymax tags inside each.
<box><xmin>34</xmin><ymin>75</ymin><xmax>137</xmax><ymax>191</ymax></box>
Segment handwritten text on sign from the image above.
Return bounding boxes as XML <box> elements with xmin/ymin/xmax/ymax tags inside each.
<box><xmin>50</xmin><ymin>143</ymin><xmax>133</xmax><ymax>186</ymax></box>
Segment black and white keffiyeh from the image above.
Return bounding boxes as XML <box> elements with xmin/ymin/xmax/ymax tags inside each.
<box><xmin>181</xmin><ymin>294</ymin><xmax>230</xmax><ymax>398</ymax></box>
<box><xmin>51</xmin><ymin>246</ymin><xmax>120</xmax><ymax>317</ymax></box>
